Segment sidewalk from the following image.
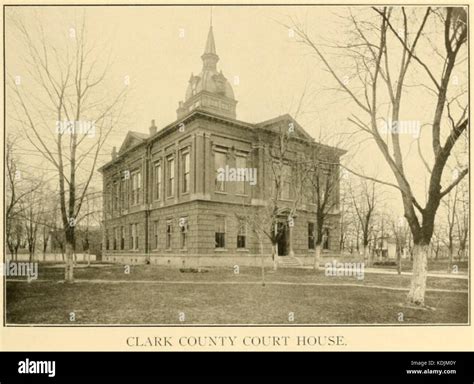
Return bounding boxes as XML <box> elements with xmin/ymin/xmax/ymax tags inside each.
<box><xmin>299</xmin><ymin>265</ymin><xmax>468</xmax><ymax>279</ymax></box>
<box><xmin>7</xmin><ymin>278</ymin><xmax>468</xmax><ymax>294</ymax></box>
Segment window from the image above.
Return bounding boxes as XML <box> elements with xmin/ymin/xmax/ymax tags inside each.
<box><xmin>166</xmin><ymin>220</ymin><xmax>172</xmax><ymax>249</ymax></box>
<box><xmin>182</xmin><ymin>151</ymin><xmax>190</xmax><ymax>193</ymax></box>
<box><xmin>154</xmin><ymin>162</ymin><xmax>162</xmax><ymax>200</ymax></box>
<box><xmin>179</xmin><ymin>218</ymin><xmax>188</xmax><ymax>249</ymax></box>
<box><xmin>235</xmin><ymin>156</ymin><xmax>246</xmax><ymax>195</ymax></box>
<box><xmin>323</xmin><ymin>228</ymin><xmax>330</xmax><ymax>250</ymax></box>
<box><xmin>237</xmin><ymin>218</ymin><xmax>246</xmax><ymax>249</ymax></box>
<box><xmin>215</xmin><ymin>216</ymin><xmax>226</xmax><ymax>248</ymax></box>
<box><xmin>153</xmin><ymin>220</ymin><xmax>159</xmax><ymax>249</ymax></box>
<box><xmin>215</xmin><ymin>151</ymin><xmax>227</xmax><ymax>192</ymax></box>
<box><xmin>167</xmin><ymin>157</ymin><xmax>175</xmax><ymax>197</ymax></box>
<box><xmin>105</xmin><ymin>229</ymin><xmax>110</xmax><ymax>250</ymax></box>
<box><xmin>113</xmin><ymin>227</ymin><xmax>119</xmax><ymax>250</ymax></box>
<box><xmin>113</xmin><ymin>181</ymin><xmax>119</xmax><ymax>212</ymax></box>
<box><xmin>281</xmin><ymin>164</ymin><xmax>291</xmax><ymax>200</ymax></box>
<box><xmin>131</xmin><ymin>170</ymin><xmax>141</xmax><ymax>205</ymax></box>
<box><xmin>120</xmin><ymin>178</ymin><xmax>126</xmax><ymax>209</ymax></box>
<box><xmin>130</xmin><ymin>223</ymin><xmax>139</xmax><ymax>250</ymax></box>
<box><xmin>308</xmin><ymin>223</ymin><xmax>315</xmax><ymax>250</ymax></box>
<box><xmin>106</xmin><ymin>183</ymin><xmax>112</xmax><ymax>216</ymax></box>
<box><xmin>120</xmin><ymin>226</ymin><xmax>125</xmax><ymax>250</ymax></box>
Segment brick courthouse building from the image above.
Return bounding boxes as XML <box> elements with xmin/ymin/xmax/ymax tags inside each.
<box><xmin>99</xmin><ymin>26</ymin><xmax>344</xmax><ymax>267</ymax></box>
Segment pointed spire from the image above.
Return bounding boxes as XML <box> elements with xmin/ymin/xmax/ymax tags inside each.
<box><xmin>203</xmin><ymin>25</ymin><xmax>216</xmax><ymax>55</ymax></box>
<box><xmin>201</xmin><ymin>23</ymin><xmax>219</xmax><ymax>70</ymax></box>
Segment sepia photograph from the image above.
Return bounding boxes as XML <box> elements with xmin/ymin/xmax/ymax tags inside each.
<box><xmin>3</xmin><ymin>4</ymin><xmax>469</xmax><ymax>327</ymax></box>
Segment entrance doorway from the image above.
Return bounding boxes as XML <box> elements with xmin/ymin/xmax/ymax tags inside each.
<box><xmin>276</xmin><ymin>222</ymin><xmax>289</xmax><ymax>256</ymax></box>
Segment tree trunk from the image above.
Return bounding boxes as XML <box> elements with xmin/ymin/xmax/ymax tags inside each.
<box><xmin>447</xmin><ymin>246</ymin><xmax>454</xmax><ymax>273</ymax></box>
<box><xmin>363</xmin><ymin>244</ymin><xmax>369</xmax><ymax>266</ymax></box>
<box><xmin>397</xmin><ymin>247</ymin><xmax>402</xmax><ymax>275</ymax></box>
<box><xmin>314</xmin><ymin>244</ymin><xmax>321</xmax><ymax>271</ymax></box>
<box><xmin>259</xmin><ymin>238</ymin><xmax>265</xmax><ymax>287</ymax></box>
<box><xmin>271</xmin><ymin>243</ymin><xmax>278</xmax><ymax>271</ymax></box>
<box><xmin>407</xmin><ymin>244</ymin><xmax>429</xmax><ymax>306</ymax></box>
<box><xmin>64</xmin><ymin>242</ymin><xmax>74</xmax><ymax>282</ymax></box>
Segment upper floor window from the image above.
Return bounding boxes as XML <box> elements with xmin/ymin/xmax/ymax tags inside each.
<box><xmin>281</xmin><ymin>164</ymin><xmax>291</xmax><ymax>200</ymax></box>
<box><xmin>105</xmin><ymin>183</ymin><xmax>112</xmax><ymax>217</ymax></box>
<box><xmin>182</xmin><ymin>151</ymin><xmax>190</xmax><ymax>193</ymax></box>
<box><xmin>215</xmin><ymin>151</ymin><xmax>227</xmax><ymax>192</ymax></box>
<box><xmin>131</xmin><ymin>170</ymin><xmax>141</xmax><ymax>206</ymax></box>
<box><xmin>113</xmin><ymin>181</ymin><xmax>119</xmax><ymax>212</ymax></box>
<box><xmin>154</xmin><ymin>162</ymin><xmax>162</xmax><ymax>200</ymax></box>
<box><xmin>167</xmin><ymin>156</ymin><xmax>175</xmax><ymax>197</ymax></box>
<box><xmin>181</xmin><ymin>151</ymin><xmax>191</xmax><ymax>193</ymax></box>
<box><xmin>235</xmin><ymin>156</ymin><xmax>247</xmax><ymax>195</ymax></box>
<box><xmin>120</xmin><ymin>177</ymin><xmax>127</xmax><ymax>209</ymax></box>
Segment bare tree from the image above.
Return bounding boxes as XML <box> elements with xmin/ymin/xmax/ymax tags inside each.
<box><xmin>349</xmin><ymin>179</ymin><xmax>378</xmax><ymax>266</ymax></box>
<box><xmin>290</xmin><ymin>6</ymin><xmax>468</xmax><ymax>306</ymax></box>
<box><xmin>6</xmin><ymin>134</ymin><xmax>43</xmax><ymax>260</ymax></box>
<box><xmin>9</xmin><ymin>15</ymin><xmax>127</xmax><ymax>280</ymax></box>
<box><xmin>391</xmin><ymin>217</ymin><xmax>411</xmax><ymax>274</ymax></box>
<box><xmin>455</xmin><ymin>179</ymin><xmax>468</xmax><ymax>262</ymax></box>
<box><xmin>439</xmin><ymin>183</ymin><xmax>459</xmax><ymax>272</ymax></box>
<box><xmin>23</xmin><ymin>194</ymin><xmax>44</xmax><ymax>262</ymax></box>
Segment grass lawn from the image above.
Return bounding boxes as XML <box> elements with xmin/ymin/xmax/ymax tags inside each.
<box><xmin>6</xmin><ymin>264</ymin><xmax>469</xmax><ymax>325</ymax></box>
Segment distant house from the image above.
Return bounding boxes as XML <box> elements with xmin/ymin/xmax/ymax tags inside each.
<box><xmin>50</xmin><ymin>226</ymin><xmax>102</xmax><ymax>259</ymax></box>
<box><xmin>373</xmin><ymin>236</ymin><xmax>411</xmax><ymax>260</ymax></box>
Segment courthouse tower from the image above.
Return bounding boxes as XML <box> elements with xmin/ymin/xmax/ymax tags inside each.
<box><xmin>177</xmin><ymin>25</ymin><xmax>237</xmax><ymax>120</ymax></box>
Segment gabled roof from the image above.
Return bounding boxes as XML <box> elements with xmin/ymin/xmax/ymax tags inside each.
<box><xmin>256</xmin><ymin>114</ymin><xmax>314</xmax><ymax>142</ymax></box>
<box><xmin>118</xmin><ymin>131</ymin><xmax>148</xmax><ymax>155</ymax></box>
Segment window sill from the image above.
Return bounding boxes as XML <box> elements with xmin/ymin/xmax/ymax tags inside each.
<box><xmin>236</xmin><ymin>248</ymin><xmax>249</xmax><ymax>252</ymax></box>
<box><xmin>214</xmin><ymin>191</ymin><xmax>228</xmax><ymax>195</ymax></box>
<box><xmin>215</xmin><ymin>248</ymin><xmax>227</xmax><ymax>252</ymax></box>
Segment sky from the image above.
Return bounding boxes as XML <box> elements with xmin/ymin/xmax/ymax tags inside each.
<box><xmin>5</xmin><ymin>5</ymin><xmax>468</xmax><ymax>221</ymax></box>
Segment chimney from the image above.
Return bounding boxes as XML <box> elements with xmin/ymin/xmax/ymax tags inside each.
<box><xmin>112</xmin><ymin>146</ymin><xmax>117</xmax><ymax>160</ymax></box>
<box><xmin>149</xmin><ymin>119</ymin><xmax>157</xmax><ymax>136</ymax></box>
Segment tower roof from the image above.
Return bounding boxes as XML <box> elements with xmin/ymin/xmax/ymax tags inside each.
<box><xmin>203</xmin><ymin>26</ymin><xmax>217</xmax><ymax>55</ymax></box>
<box><xmin>178</xmin><ymin>23</ymin><xmax>237</xmax><ymax>120</ymax></box>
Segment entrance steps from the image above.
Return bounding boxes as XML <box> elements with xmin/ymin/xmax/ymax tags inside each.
<box><xmin>278</xmin><ymin>255</ymin><xmax>303</xmax><ymax>268</ymax></box>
